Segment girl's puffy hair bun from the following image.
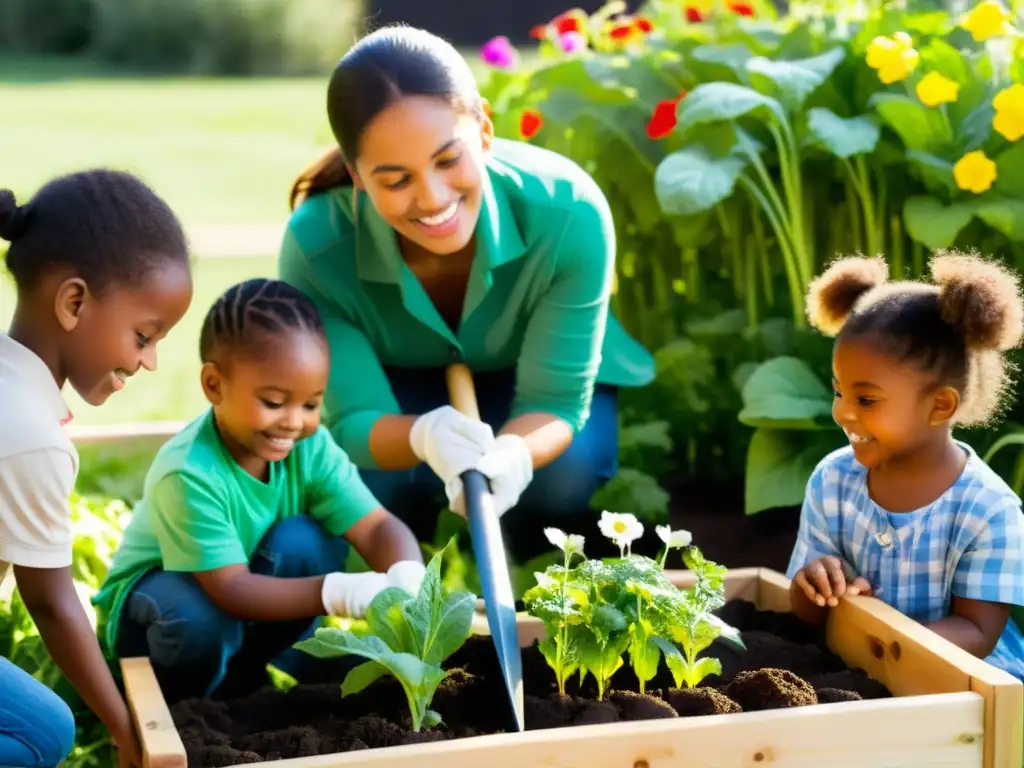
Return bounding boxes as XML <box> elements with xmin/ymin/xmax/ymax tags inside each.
<box><xmin>806</xmin><ymin>254</ymin><xmax>888</xmax><ymax>337</ymax></box>
<box><xmin>932</xmin><ymin>249</ymin><xmax>1024</xmax><ymax>352</ymax></box>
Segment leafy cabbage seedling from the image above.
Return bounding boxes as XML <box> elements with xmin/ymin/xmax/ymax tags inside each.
<box><xmin>295</xmin><ymin>543</ymin><xmax>476</xmax><ymax>731</ymax></box>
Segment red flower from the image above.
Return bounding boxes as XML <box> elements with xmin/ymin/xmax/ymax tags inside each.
<box><xmin>520</xmin><ymin>109</ymin><xmax>543</xmax><ymax>139</ymax></box>
<box><xmin>552</xmin><ymin>10</ymin><xmax>585</xmax><ymax>35</ymax></box>
<box><xmin>728</xmin><ymin>2</ymin><xmax>755</xmax><ymax>16</ymax></box>
<box><xmin>684</xmin><ymin>6</ymin><xmax>705</xmax><ymax>22</ymax></box>
<box><xmin>609</xmin><ymin>21</ymin><xmax>634</xmax><ymax>39</ymax></box>
<box><xmin>635</xmin><ymin>16</ymin><xmax>654</xmax><ymax>33</ymax></box>
<box><xmin>646</xmin><ymin>93</ymin><xmax>686</xmax><ymax>140</ymax></box>
<box><xmin>530</xmin><ymin>9</ymin><xmax>587</xmax><ymax>41</ymax></box>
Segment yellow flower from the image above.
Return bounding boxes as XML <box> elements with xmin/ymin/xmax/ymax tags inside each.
<box><xmin>915</xmin><ymin>71</ymin><xmax>960</xmax><ymax>108</ymax></box>
<box><xmin>953</xmin><ymin>150</ymin><xmax>997</xmax><ymax>194</ymax></box>
<box><xmin>866</xmin><ymin>32</ymin><xmax>920</xmax><ymax>85</ymax></box>
<box><xmin>958</xmin><ymin>0</ymin><xmax>1013</xmax><ymax>42</ymax></box>
<box><xmin>993</xmin><ymin>83</ymin><xmax>1024</xmax><ymax>142</ymax></box>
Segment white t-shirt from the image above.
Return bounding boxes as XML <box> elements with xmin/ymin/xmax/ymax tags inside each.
<box><xmin>0</xmin><ymin>333</ymin><xmax>78</xmax><ymax>590</ymax></box>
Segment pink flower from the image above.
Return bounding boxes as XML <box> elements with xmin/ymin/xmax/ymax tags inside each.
<box><xmin>559</xmin><ymin>30</ymin><xmax>587</xmax><ymax>53</ymax></box>
<box><xmin>480</xmin><ymin>36</ymin><xmax>517</xmax><ymax>69</ymax></box>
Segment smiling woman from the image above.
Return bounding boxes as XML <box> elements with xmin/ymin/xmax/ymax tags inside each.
<box><xmin>278</xmin><ymin>25</ymin><xmax>655</xmax><ymax>561</ymax></box>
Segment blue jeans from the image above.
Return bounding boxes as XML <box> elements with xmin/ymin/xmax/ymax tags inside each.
<box><xmin>0</xmin><ymin>657</ymin><xmax>75</xmax><ymax>768</ymax></box>
<box><xmin>115</xmin><ymin>515</ymin><xmax>357</xmax><ymax>704</ymax></box>
<box><xmin>359</xmin><ymin>367</ymin><xmax>619</xmax><ymax>562</ymax></box>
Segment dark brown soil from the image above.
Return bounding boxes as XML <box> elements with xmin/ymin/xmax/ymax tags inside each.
<box><xmin>171</xmin><ymin>599</ymin><xmax>892</xmax><ymax>766</ymax></box>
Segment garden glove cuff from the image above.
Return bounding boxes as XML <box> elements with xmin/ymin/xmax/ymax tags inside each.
<box><xmin>449</xmin><ymin>433</ymin><xmax>533</xmax><ymax>518</ymax></box>
<box><xmin>409</xmin><ymin>406</ymin><xmax>496</xmax><ymax>490</ymax></box>
<box><xmin>386</xmin><ymin>560</ymin><xmax>427</xmax><ymax>598</ymax></box>
<box><xmin>321</xmin><ymin>571</ymin><xmax>388</xmax><ymax>618</ymax></box>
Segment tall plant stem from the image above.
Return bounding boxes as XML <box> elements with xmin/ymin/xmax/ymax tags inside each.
<box><xmin>740</xmin><ymin>174</ymin><xmax>804</xmax><ymax>324</ymax></box>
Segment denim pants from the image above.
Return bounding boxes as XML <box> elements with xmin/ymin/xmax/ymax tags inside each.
<box><xmin>359</xmin><ymin>367</ymin><xmax>619</xmax><ymax>562</ymax></box>
<box><xmin>0</xmin><ymin>657</ymin><xmax>75</xmax><ymax>768</ymax></box>
<box><xmin>115</xmin><ymin>515</ymin><xmax>357</xmax><ymax>704</ymax></box>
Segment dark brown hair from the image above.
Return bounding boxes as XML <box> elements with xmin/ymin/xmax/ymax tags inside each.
<box><xmin>1</xmin><ymin>170</ymin><xmax>189</xmax><ymax>294</ymax></box>
<box><xmin>806</xmin><ymin>250</ymin><xmax>1024</xmax><ymax>426</ymax></box>
<box><xmin>288</xmin><ymin>25</ymin><xmax>483</xmax><ymax>211</ymax></box>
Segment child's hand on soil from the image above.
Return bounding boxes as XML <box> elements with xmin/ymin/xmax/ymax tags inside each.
<box><xmin>793</xmin><ymin>556</ymin><xmax>873</xmax><ymax>607</ymax></box>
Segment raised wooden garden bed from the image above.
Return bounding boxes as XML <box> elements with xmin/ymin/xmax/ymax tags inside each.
<box><xmin>121</xmin><ymin>567</ymin><xmax>1023</xmax><ymax>768</ymax></box>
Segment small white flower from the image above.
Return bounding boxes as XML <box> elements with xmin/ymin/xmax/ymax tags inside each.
<box><xmin>656</xmin><ymin>525</ymin><xmax>692</xmax><ymax>549</ymax></box>
<box><xmin>598</xmin><ymin>510</ymin><xmax>644</xmax><ymax>556</ymax></box>
<box><xmin>545</xmin><ymin>527</ymin><xmax>585</xmax><ymax>556</ymax></box>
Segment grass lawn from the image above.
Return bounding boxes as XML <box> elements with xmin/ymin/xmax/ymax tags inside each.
<box><xmin>0</xmin><ymin>53</ymin><xmax>510</xmax><ymax>236</ymax></box>
<box><xmin>0</xmin><ymin>256</ymin><xmax>277</xmax><ymax>425</ymax></box>
<box><xmin>1</xmin><ymin>71</ymin><xmax>331</xmax><ymax>232</ymax></box>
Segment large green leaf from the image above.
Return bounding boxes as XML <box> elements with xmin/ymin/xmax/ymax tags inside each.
<box><xmin>904</xmin><ymin>151</ymin><xmax>958</xmax><ymax>197</ymax></box>
<box><xmin>975</xmin><ymin>198</ymin><xmax>1024</xmax><ymax>242</ymax></box>
<box><xmin>869</xmin><ymin>93</ymin><xmax>953</xmax><ymax>153</ymax></box>
<box><xmin>957</xmin><ymin>98</ymin><xmax>995</xmax><ymax>153</ymax></box>
<box><xmin>401</xmin><ymin>550</ymin><xmax>475</xmax><ymax>667</ymax></box>
<box><xmin>341</xmin><ymin>661</ymin><xmax>389</xmax><ymax>697</ymax></box>
<box><xmin>903</xmin><ymin>196</ymin><xmax>977</xmax><ymax>249</ymax></box>
<box><xmin>676</xmin><ymin>81</ymin><xmax>786</xmax><ymax>132</ymax></box>
<box><xmin>365</xmin><ymin>586</ymin><xmax>418</xmax><ymax>655</ymax></box>
<box><xmin>918</xmin><ymin>37</ymin><xmax>970</xmax><ymax>85</ymax></box>
<box><xmin>589</xmin><ymin>467</ymin><xmax>670</xmax><ymax>525</ymax></box>
<box><xmin>654</xmin><ymin>143</ymin><xmax>747</xmax><ymax>215</ymax></box>
<box><xmin>746</xmin><ymin>47</ymin><xmax>845</xmax><ymax>111</ymax></box>
<box><xmin>692</xmin><ymin>42</ymin><xmax>756</xmax><ymax>69</ymax></box>
<box><xmin>738</xmin><ymin>356</ymin><xmax>834</xmax><ymax>430</ymax></box>
<box><xmin>744</xmin><ymin>428</ymin><xmax>846</xmax><ymax>515</ymax></box>
<box><xmin>994</xmin><ymin>143</ymin><xmax>1024</xmax><ymax>198</ymax></box>
<box><xmin>805</xmin><ymin>108</ymin><xmax>880</xmax><ymax>158</ymax></box>
<box><xmin>295</xmin><ymin>629</ymin><xmax>446</xmax><ymax>731</ymax></box>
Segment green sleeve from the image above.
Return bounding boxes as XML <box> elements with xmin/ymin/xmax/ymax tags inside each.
<box><xmin>149</xmin><ymin>472</ymin><xmax>247</xmax><ymax>572</ymax></box>
<box><xmin>511</xmin><ymin>189</ymin><xmax>615</xmax><ymax>433</ymax></box>
<box><xmin>278</xmin><ymin>227</ymin><xmax>400</xmax><ymax>468</ymax></box>
<box><xmin>303</xmin><ymin>427</ymin><xmax>382</xmax><ymax>535</ymax></box>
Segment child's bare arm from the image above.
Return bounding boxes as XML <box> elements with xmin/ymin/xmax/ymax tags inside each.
<box><xmin>193</xmin><ymin>566</ymin><xmax>328</xmax><ymax>621</ymax></box>
<box><xmin>343</xmin><ymin>508</ymin><xmax>422</xmax><ymax>571</ymax></box>
<box><xmin>15</xmin><ymin>564</ymin><xmax>141</xmax><ymax>766</ymax></box>
<box><xmin>926</xmin><ymin>596</ymin><xmax>1010</xmax><ymax>658</ymax></box>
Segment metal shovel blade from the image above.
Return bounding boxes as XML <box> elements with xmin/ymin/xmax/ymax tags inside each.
<box><xmin>445</xmin><ymin>362</ymin><xmax>524</xmax><ymax>733</ymax></box>
<box><xmin>461</xmin><ymin>467</ymin><xmax>525</xmax><ymax>732</ymax></box>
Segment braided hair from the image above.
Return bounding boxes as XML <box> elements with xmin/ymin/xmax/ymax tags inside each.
<box><xmin>199</xmin><ymin>278</ymin><xmax>325</xmax><ymax>364</ymax></box>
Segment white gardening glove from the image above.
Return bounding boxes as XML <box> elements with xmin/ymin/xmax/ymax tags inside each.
<box><xmin>450</xmin><ymin>433</ymin><xmax>533</xmax><ymax>519</ymax></box>
<box><xmin>386</xmin><ymin>560</ymin><xmax>427</xmax><ymax>598</ymax></box>
<box><xmin>320</xmin><ymin>571</ymin><xmax>387</xmax><ymax>618</ymax></box>
<box><xmin>410</xmin><ymin>405</ymin><xmax>495</xmax><ymax>511</ymax></box>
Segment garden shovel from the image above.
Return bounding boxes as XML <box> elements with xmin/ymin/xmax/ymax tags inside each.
<box><xmin>445</xmin><ymin>363</ymin><xmax>525</xmax><ymax>733</ymax></box>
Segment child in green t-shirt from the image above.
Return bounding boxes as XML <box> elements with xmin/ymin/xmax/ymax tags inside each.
<box><xmin>93</xmin><ymin>279</ymin><xmax>424</xmax><ymax>703</ymax></box>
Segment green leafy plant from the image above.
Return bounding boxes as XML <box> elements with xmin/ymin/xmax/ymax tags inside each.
<box><xmin>523</xmin><ymin>511</ymin><xmax>741</xmax><ymax>699</ymax></box>
<box><xmin>478</xmin><ymin>0</ymin><xmax>1024</xmax><ymax>505</ymax></box>
<box><xmin>294</xmin><ymin>543</ymin><xmax>476</xmax><ymax>732</ymax></box>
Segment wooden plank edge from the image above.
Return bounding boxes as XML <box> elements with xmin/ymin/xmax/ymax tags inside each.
<box><xmin>248</xmin><ymin>692</ymin><xmax>985</xmax><ymax>768</ymax></box>
<box><xmin>829</xmin><ymin>594</ymin><xmax>1023</xmax><ymax>768</ymax></box>
<box><xmin>121</xmin><ymin>656</ymin><xmax>187</xmax><ymax>768</ymax></box>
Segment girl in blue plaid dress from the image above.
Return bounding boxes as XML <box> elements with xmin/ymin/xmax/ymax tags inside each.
<box><xmin>786</xmin><ymin>250</ymin><xmax>1024</xmax><ymax>681</ymax></box>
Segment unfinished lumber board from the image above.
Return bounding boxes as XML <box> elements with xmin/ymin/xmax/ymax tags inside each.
<box><xmin>121</xmin><ymin>657</ymin><xmax>188</xmax><ymax>768</ymax></box>
<box><xmin>258</xmin><ymin>692</ymin><xmax>984</xmax><ymax>768</ymax></box>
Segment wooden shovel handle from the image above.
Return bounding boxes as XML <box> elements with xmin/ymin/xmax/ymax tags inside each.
<box><xmin>445</xmin><ymin>363</ymin><xmax>481</xmax><ymax>421</ymax></box>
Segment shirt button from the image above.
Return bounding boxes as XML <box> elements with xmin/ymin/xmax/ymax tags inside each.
<box><xmin>875</xmin><ymin>531</ymin><xmax>893</xmax><ymax>547</ymax></box>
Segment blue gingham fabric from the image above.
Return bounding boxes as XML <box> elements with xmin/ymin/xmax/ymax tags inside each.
<box><xmin>786</xmin><ymin>441</ymin><xmax>1024</xmax><ymax>680</ymax></box>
